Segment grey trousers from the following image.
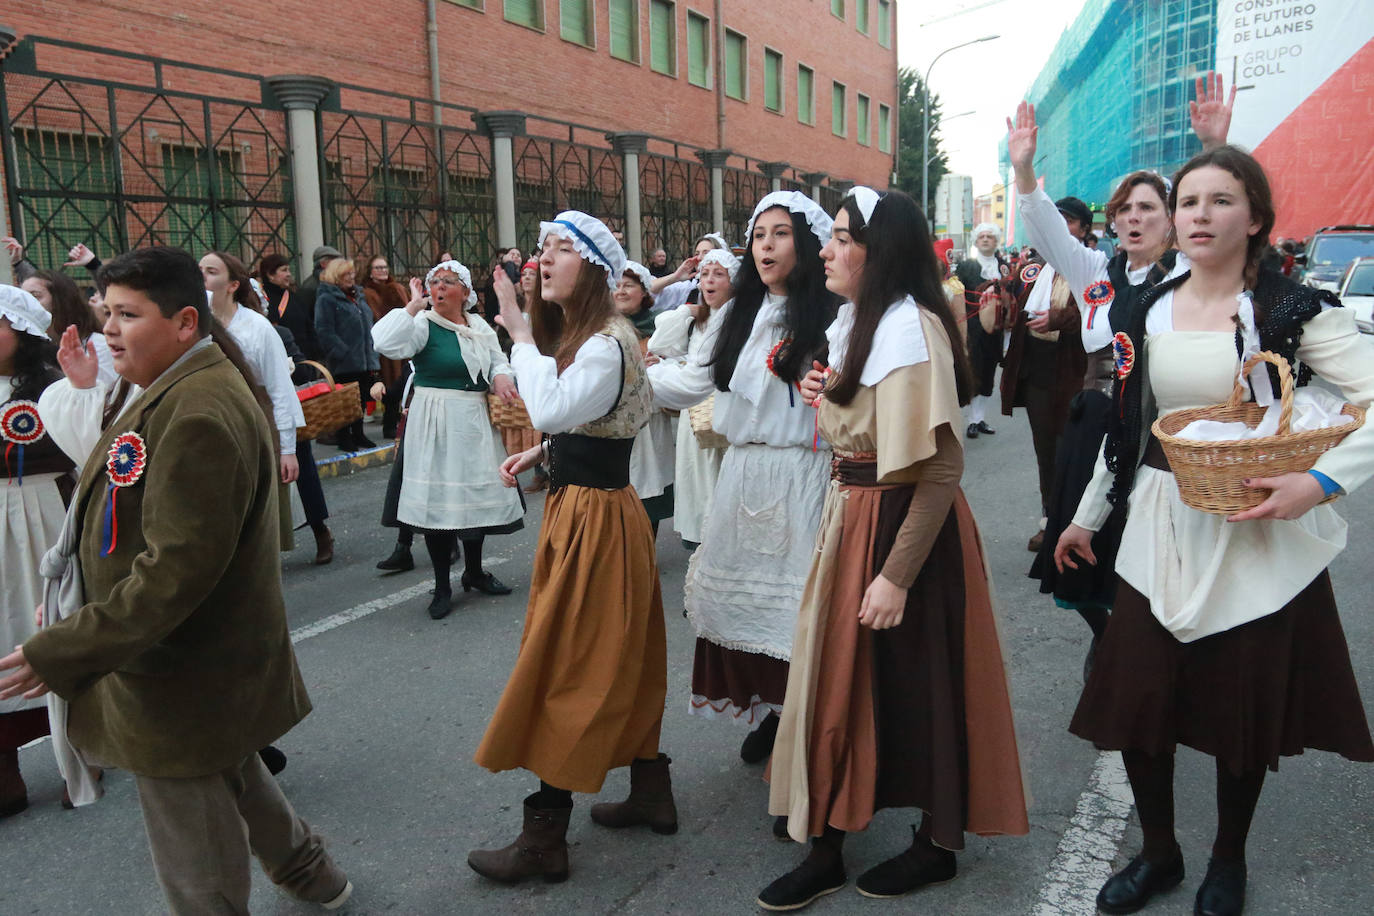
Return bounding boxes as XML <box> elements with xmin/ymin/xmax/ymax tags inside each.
<box><xmin>134</xmin><ymin>753</ymin><xmax>346</xmax><ymax>915</ymax></box>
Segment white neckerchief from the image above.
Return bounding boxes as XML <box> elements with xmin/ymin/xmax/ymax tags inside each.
<box><xmin>826</xmin><ymin>295</ymin><xmax>929</xmax><ymax>387</ymax></box>
<box><xmin>728</xmin><ymin>293</ymin><xmax>788</xmax><ymax>405</ymax></box>
<box><xmin>976</xmin><ymin>253</ymin><xmax>1000</xmax><ymax>281</ymax></box>
<box><xmin>426</xmin><ymin>309</ymin><xmax>499</xmax><ymax>383</ymax></box>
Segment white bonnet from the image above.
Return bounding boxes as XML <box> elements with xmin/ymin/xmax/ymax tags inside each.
<box><xmin>0</xmin><ymin>285</ymin><xmax>51</xmax><ymax>339</ymax></box>
<box><xmin>699</xmin><ymin>232</ymin><xmax>729</xmax><ymax>251</ymax></box>
<box><xmin>538</xmin><ymin>210</ymin><xmax>627</xmax><ymax>290</ymax></box>
<box><xmin>845</xmin><ymin>186</ymin><xmax>884</xmax><ymax>224</ymax></box>
<box><xmin>746</xmin><ymin>190</ymin><xmax>833</xmax><ymax>247</ymax></box>
<box><xmin>425</xmin><ymin>259</ymin><xmax>478</xmax><ymax>309</ymax></box>
<box><xmin>623</xmin><ymin>260</ymin><xmax>654</xmax><ymax>298</ymax></box>
<box><xmin>973</xmin><ymin>222</ymin><xmax>1001</xmax><ymax>241</ymax></box>
<box><xmin>698</xmin><ymin>248</ymin><xmax>741</xmax><ymax>283</ymax></box>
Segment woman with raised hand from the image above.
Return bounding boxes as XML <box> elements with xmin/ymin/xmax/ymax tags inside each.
<box><xmin>649</xmin><ymin>231</ymin><xmax>731</xmax><ymax>314</ymax></box>
<box><xmin>1009</xmin><ymin>71</ymin><xmax>1235</xmax><ymax>679</ymax></box>
<box><xmin>759</xmin><ymin>188</ymin><xmax>1028</xmax><ymax>911</ymax></box>
<box><xmin>469</xmin><ymin>212</ymin><xmax>673</xmax><ymax>885</ymax></box>
<box><xmin>369</xmin><ymin>259</ymin><xmax>523</xmax><ymax>619</ymax></box>
<box><xmin>1057</xmin><ymin>147</ymin><xmax>1374</xmax><ymax>916</ymax></box>
<box><xmin>21</xmin><ymin>269</ymin><xmax>116</xmax><ymax>386</ymax></box>
<box><xmin>647</xmin><ymin>191</ymin><xmax>838</xmax><ymax>762</ymax></box>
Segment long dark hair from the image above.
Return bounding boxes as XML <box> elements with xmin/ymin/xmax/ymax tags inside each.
<box><xmin>32</xmin><ymin>269</ymin><xmax>99</xmax><ymax>343</ymax></box>
<box><xmin>826</xmin><ymin>191</ymin><xmax>973</xmax><ymax>407</ymax></box>
<box><xmin>1169</xmin><ymin>144</ymin><xmax>1275</xmax><ymax>290</ymax></box>
<box><xmin>529</xmin><ymin>259</ymin><xmax>617</xmax><ymax>372</ymax></box>
<box><xmin>710</xmin><ymin>206</ymin><xmax>837</xmax><ymax>389</ymax></box>
<box><xmin>6</xmin><ymin>327</ymin><xmax>61</xmax><ymax>402</ymax></box>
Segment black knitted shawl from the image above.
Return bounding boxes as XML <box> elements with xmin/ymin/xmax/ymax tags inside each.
<box><xmin>1104</xmin><ymin>268</ymin><xmax>1341</xmax><ymax>507</ymax></box>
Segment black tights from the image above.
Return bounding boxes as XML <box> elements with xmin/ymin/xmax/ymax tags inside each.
<box><xmin>1122</xmin><ymin>750</ymin><xmax>1267</xmax><ymax>865</ymax></box>
<box><xmin>422</xmin><ymin>532</ymin><xmax>485</xmax><ymax>593</ymax></box>
<box><xmin>537</xmin><ymin>780</ymin><xmax>573</xmax><ymax>809</ymax></box>
<box><xmin>1077</xmin><ymin>606</ymin><xmax>1110</xmax><ymax>640</ymax></box>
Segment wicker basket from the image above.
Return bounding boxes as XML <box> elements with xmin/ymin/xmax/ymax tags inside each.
<box><xmin>297</xmin><ymin>361</ymin><xmax>363</xmax><ymax>441</ymax></box>
<box><xmin>688</xmin><ymin>394</ymin><xmax>729</xmax><ymax>449</ymax></box>
<box><xmin>1151</xmin><ymin>352</ymin><xmax>1364</xmax><ymax>514</ymax></box>
<box><xmin>487</xmin><ymin>392</ymin><xmax>534</xmax><ymax>430</ymax></box>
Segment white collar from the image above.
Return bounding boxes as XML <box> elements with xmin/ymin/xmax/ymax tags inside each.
<box><xmin>728</xmin><ymin>293</ymin><xmax>788</xmax><ymax>404</ymax></box>
<box><xmin>826</xmin><ymin>295</ymin><xmax>928</xmax><ymax>388</ymax></box>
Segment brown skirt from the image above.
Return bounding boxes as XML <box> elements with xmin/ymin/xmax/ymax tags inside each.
<box><xmin>689</xmin><ymin>640</ymin><xmax>790</xmax><ymax>725</ymax></box>
<box><xmin>474</xmin><ymin>484</ymin><xmax>666</xmax><ymax>794</ymax></box>
<box><xmin>1070</xmin><ymin>574</ymin><xmax>1374</xmax><ymax>774</ymax></box>
<box><xmin>769</xmin><ymin>483</ymin><xmax>1029</xmax><ymax>850</ymax></box>
<box><xmin>0</xmin><ymin>707</ymin><xmax>50</xmax><ymax>752</ymax></box>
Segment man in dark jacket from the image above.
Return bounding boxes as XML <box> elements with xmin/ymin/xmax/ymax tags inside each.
<box><xmin>285</xmin><ymin>244</ymin><xmax>342</xmax><ymax>361</ymax></box>
<box><xmin>0</xmin><ymin>247</ymin><xmax>352</xmax><ymax>912</ymax></box>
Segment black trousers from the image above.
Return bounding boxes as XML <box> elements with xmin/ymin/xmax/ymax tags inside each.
<box><xmin>294</xmin><ymin>439</ymin><xmax>329</xmax><ymax>527</ymax></box>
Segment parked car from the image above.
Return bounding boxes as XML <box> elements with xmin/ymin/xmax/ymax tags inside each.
<box><xmin>1336</xmin><ymin>256</ymin><xmax>1374</xmax><ymax>335</ymax></box>
<box><xmin>1297</xmin><ymin>225</ymin><xmax>1374</xmax><ymax>290</ymax></box>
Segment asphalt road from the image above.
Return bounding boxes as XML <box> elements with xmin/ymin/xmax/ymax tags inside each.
<box><xmin>3</xmin><ymin>408</ymin><xmax>1372</xmax><ymax>915</ymax></box>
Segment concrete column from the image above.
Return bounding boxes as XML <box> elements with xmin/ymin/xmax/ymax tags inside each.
<box><xmin>696</xmin><ymin>149</ymin><xmax>731</xmax><ymax>235</ymax></box>
<box><xmin>265</xmin><ymin>75</ymin><xmax>333</xmax><ymax>278</ymax></box>
<box><xmin>759</xmin><ymin>161</ymin><xmax>790</xmax><ymax>194</ymax></box>
<box><xmin>475</xmin><ymin>111</ymin><xmax>527</xmax><ymax>250</ymax></box>
<box><xmin>608</xmin><ymin>132</ymin><xmax>649</xmax><ymax>263</ymax></box>
<box><xmin>801</xmin><ymin>171</ymin><xmax>828</xmax><ymax>203</ymax></box>
<box><xmin>0</xmin><ymin>25</ymin><xmax>20</xmax><ymax>286</ymax></box>
<box><xmin>831</xmin><ymin>178</ymin><xmax>855</xmax><ymax>196</ymax></box>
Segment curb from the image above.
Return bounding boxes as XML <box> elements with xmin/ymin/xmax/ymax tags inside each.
<box><xmin>315</xmin><ymin>442</ymin><xmax>397</xmax><ymax>479</ymax></box>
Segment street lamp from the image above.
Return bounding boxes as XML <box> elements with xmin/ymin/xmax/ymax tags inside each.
<box><xmin>922</xmin><ymin>35</ymin><xmax>999</xmax><ymax>219</ymax></box>
<box><xmin>927</xmin><ymin>110</ymin><xmax>974</xmax><ymax>146</ymax></box>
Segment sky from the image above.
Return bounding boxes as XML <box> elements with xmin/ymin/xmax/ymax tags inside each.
<box><xmin>896</xmin><ymin>0</ymin><xmax>1089</xmax><ymax>195</ymax></box>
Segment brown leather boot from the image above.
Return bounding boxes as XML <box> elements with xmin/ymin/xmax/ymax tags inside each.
<box><xmin>0</xmin><ymin>749</ymin><xmax>28</xmax><ymax>818</ymax></box>
<box><xmin>589</xmin><ymin>753</ymin><xmax>678</xmax><ymax>834</ymax></box>
<box><xmin>313</xmin><ymin>525</ymin><xmax>334</xmax><ymax>565</ymax></box>
<box><xmin>467</xmin><ymin>793</ymin><xmax>571</xmax><ymax>884</ymax></box>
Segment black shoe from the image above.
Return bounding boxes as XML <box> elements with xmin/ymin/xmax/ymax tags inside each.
<box><xmin>355</xmin><ymin>435</ymin><xmax>378</xmax><ymax>450</ymax></box>
<box><xmin>335</xmin><ymin>437</ymin><xmax>356</xmax><ymax>452</ymax></box>
<box><xmin>1096</xmin><ymin>850</ymin><xmax>1185</xmax><ymax>915</ymax></box>
<box><xmin>741</xmin><ymin>711</ymin><xmax>780</xmax><ymax>764</ymax></box>
<box><xmin>966</xmin><ymin>423</ymin><xmax>980</xmax><ymax>439</ymax></box>
<box><xmin>757</xmin><ymin>856</ymin><xmax>846</xmax><ymax>912</ymax></box>
<box><xmin>462</xmin><ymin>571</ymin><xmax>512</xmax><ymax>595</ymax></box>
<box><xmin>773</xmin><ymin>815</ymin><xmax>791</xmax><ymax>840</ymax></box>
<box><xmin>975</xmin><ymin>420</ymin><xmax>996</xmax><ymax>435</ymax></box>
<box><xmin>258</xmin><ymin>745</ymin><xmax>287</xmax><ymax>776</ymax></box>
<box><xmin>1194</xmin><ymin>858</ymin><xmax>1246</xmax><ymax>916</ymax></box>
<box><xmin>855</xmin><ymin>827</ymin><xmax>956</xmax><ymax>898</ymax></box>
<box><xmin>377</xmin><ymin>544</ymin><xmax>415</xmax><ymax>572</ymax></box>
<box><xmin>428</xmin><ymin>588</ymin><xmax>453</xmax><ymax>620</ymax></box>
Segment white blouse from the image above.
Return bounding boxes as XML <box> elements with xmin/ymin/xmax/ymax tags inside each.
<box><xmin>509</xmin><ymin>335</ymin><xmax>622</xmax><ymax>433</ymax></box>
<box><xmin>227</xmin><ymin>306</ymin><xmax>304</xmax><ymax>456</ymax></box>
<box><xmin>89</xmin><ymin>333</ymin><xmax>118</xmax><ymax>387</ymax></box>
<box><xmin>647</xmin><ymin>295</ymin><xmax>824</xmax><ymax>449</ymax></box>
<box><xmin>646</xmin><ymin>304</ymin><xmax>694</xmax><ymax>360</ymax></box>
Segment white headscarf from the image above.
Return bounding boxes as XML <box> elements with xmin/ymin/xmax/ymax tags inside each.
<box><xmin>700</xmin><ymin>232</ymin><xmax>730</xmax><ymax>251</ymax></box>
<box><xmin>623</xmin><ymin>260</ymin><xmax>654</xmax><ymax>297</ymax></box>
<box><xmin>746</xmin><ymin>190</ymin><xmax>833</xmax><ymax>247</ymax></box>
<box><xmin>845</xmin><ymin>186</ymin><xmax>883</xmax><ymax>224</ymax></box>
<box><xmin>538</xmin><ymin>210</ymin><xmax>627</xmax><ymax>290</ymax></box>
<box><xmin>698</xmin><ymin>248</ymin><xmax>741</xmax><ymax>283</ymax></box>
<box><xmin>424</xmin><ymin>259</ymin><xmax>478</xmax><ymax>310</ymax></box>
<box><xmin>0</xmin><ymin>286</ymin><xmax>52</xmax><ymax>339</ymax></box>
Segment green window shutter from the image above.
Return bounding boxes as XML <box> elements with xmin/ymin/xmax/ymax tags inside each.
<box><xmin>831</xmin><ymin>0</ymin><xmax>844</xmax><ymax>19</ymax></box>
<box><xmin>857</xmin><ymin>0</ymin><xmax>868</xmax><ymax>34</ymax></box>
<box><xmin>878</xmin><ymin>103</ymin><xmax>891</xmax><ymax>153</ymax></box>
<box><xmin>504</xmin><ymin>0</ymin><xmax>541</xmax><ymax>29</ymax></box>
<box><xmin>725</xmin><ymin>30</ymin><xmax>745</xmax><ymax>100</ymax></box>
<box><xmin>687</xmin><ymin>12</ymin><xmax>710</xmax><ymax>86</ymax></box>
<box><xmin>560</xmin><ymin>0</ymin><xmax>591</xmax><ymax>45</ymax></box>
<box><xmin>832</xmin><ymin>82</ymin><xmax>845</xmax><ymax>136</ymax></box>
<box><xmin>764</xmin><ymin>49</ymin><xmax>782</xmax><ymax>112</ymax></box>
<box><xmin>878</xmin><ymin>0</ymin><xmax>891</xmax><ymax>47</ymax></box>
<box><xmin>650</xmin><ymin>0</ymin><xmax>675</xmax><ymax>74</ymax></box>
<box><xmin>798</xmin><ymin>65</ymin><xmax>814</xmax><ymax>124</ymax></box>
<box><xmin>857</xmin><ymin>95</ymin><xmax>870</xmax><ymax>145</ymax></box>
<box><xmin>610</xmin><ymin>0</ymin><xmax>638</xmax><ymax>61</ymax></box>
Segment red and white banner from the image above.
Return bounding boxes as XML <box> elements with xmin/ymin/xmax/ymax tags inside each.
<box><xmin>1216</xmin><ymin>2</ymin><xmax>1374</xmax><ymax>239</ymax></box>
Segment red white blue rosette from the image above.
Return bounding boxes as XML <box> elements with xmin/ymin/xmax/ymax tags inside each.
<box><xmin>1084</xmin><ymin>280</ymin><xmax>1114</xmax><ymax>306</ymax></box>
<box><xmin>1112</xmin><ymin>332</ymin><xmax>1136</xmax><ymax>380</ymax></box>
<box><xmin>1</xmin><ymin>400</ymin><xmax>43</xmax><ymax>444</ymax></box>
<box><xmin>1020</xmin><ymin>263</ymin><xmax>1041</xmax><ymax>284</ymax></box>
<box><xmin>106</xmin><ymin>432</ymin><xmax>147</xmax><ymax>487</ymax></box>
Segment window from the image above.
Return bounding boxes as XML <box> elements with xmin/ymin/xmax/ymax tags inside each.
<box><xmin>878</xmin><ymin>102</ymin><xmax>891</xmax><ymax>153</ymax></box>
<box><xmin>650</xmin><ymin>0</ymin><xmax>675</xmax><ymax>75</ymax></box>
<box><xmin>687</xmin><ymin>11</ymin><xmax>711</xmax><ymax>87</ymax></box>
<box><xmin>797</xmin><ymin>65</ymin><xmax>815</xmax><ymax>125</ymax></box>
<box><xmin>504</xmin><ymin>0</ymin><xmax>543</xmax><ymax>30</ymax></box>
<box><xmin>856</xmin><ymin>0</ymin><xmax>869</xmax><ymax>34</ymax></box>
<box><xmin>13</xmin><ymin>130</ymin><xmax>121</xmax><ymax>270</ymax></box>
<box><xmin>856</xmin><ymin>94</ymin><xmax>870</xmax><ymax>145</ymax></box>
<box><xmin>877</xmin><ymin>0</ymin><xmax>891</xmax><ymax>48</ymax></box>
<box><xmin>832</xmin><ymin>81</ymin><xmax>846</xmax><ymax>137</ymax></box>
<box><xmin>764</xmin><ymin>48</ymin><xmax>783</xmax><ymax>113</ymax></box>
<box><xmin>831</xmin><ymin>0</ymin><xmax>844</xmax><ymax>20</ymax></box>
<box><xmin>560</xmin><ymin>0</ymin><xmax>593</xmax><ymax>46</ymax></box>
<box><xmin>161</xmin><ymin>144</ymin><xmax>245</xmax><ymax>255</ymax></box>
<box><xmin>443</xmin><ymin>0</ymin><xmax>483</xmax><ymax>9</ymax></box>
<box><xmin>609</xmin><ymin>0</ymin><xmax>639</xmax><ymax>62</ymax></box>
<box><xmin>724</xmin><ymin>29</ymin><xmax>746</xmax><ymax>101</ymax></box>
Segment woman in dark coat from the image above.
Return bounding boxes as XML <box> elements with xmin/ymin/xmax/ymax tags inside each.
<box><xmin>314</xmin><ymin>257</ymin><xmax>380</xmax><ymax>451</ymax></box>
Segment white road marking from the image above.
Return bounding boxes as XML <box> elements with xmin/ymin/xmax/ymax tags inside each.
<box><xmin>1031</xmin><ymin>750</ymin><xmax>1135</xmax><ymax>916</ymax></box>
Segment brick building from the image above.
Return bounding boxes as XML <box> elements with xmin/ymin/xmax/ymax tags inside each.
<box><xmin>0</xmin><ymin>1</ymin><xmax>899</xmax><ymax>282</ymax></box>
